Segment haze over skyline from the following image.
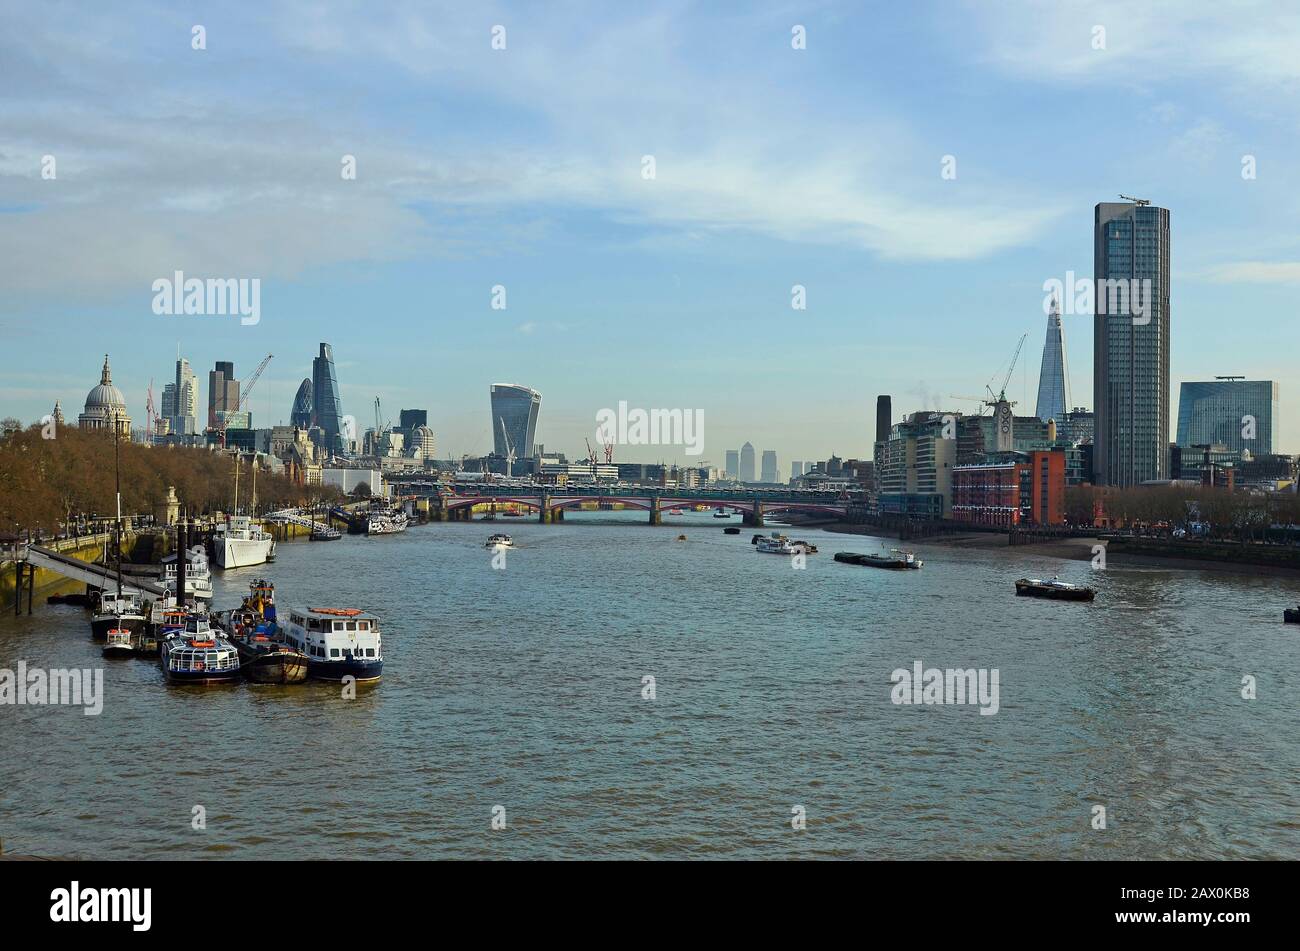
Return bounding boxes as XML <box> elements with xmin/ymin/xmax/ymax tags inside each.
<box><xmin>3</xmin><ymin>1</ymin><xmax>1300</xmax><ymax>462</ymax></box>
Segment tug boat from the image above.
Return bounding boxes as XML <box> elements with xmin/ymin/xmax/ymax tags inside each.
<box><xmin>282</xmin><ymin>607</ymin><xmax>383</xmax><ymax>683</ymax></box>
<box><xmin>485</xmin><ymin>533</ymin><xmax>514</xmax><ymax>549</ymax></box>
<box><xmin>1014</xmin><ymin>577</ymin><xmax>1096</xmax><ymax>602</ymax></box>
<box><xmin>1284</xmin><ymin>606</ymin><xmax>1299</xmax><ymax>624</ymax></box>
<box><xmin>217</xmin><ymin>580</ymin><xmax>308</xmax><ymax>684</ymax></box>
<box><xmin>102</xmin><ymin>628</ymin><xmax>135</xmax><ymax>658</ymax></box>
<box><xmin>159</xmin><ymin>547</ymin><xmax>214</xmax><ymax>602</ymax></box>
<box><xmin>834</xmin><ymin>549</ymin><xmax>923</xmax><ymax>570</ymax></box>
<box><xmin>90</xmin><ymin>590</ymin><xmax>146</xmax><ymax>640</ymax></box>
<box><xmin>212</xmin><ymin>515</ymin><xmax>277</xmax><ymax>569</ymax></box>
<box><xmin>160</xmin><ymin>612</ymin><xmax>241</xmax><ymax>685</ymax></box>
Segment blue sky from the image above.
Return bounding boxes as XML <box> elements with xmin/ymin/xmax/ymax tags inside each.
<box><xmin>3</xmin><ymin>0</ymin><xmax>1300</xmax><ymax>463</ymax></box>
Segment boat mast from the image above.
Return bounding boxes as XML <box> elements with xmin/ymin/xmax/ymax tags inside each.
<box><xmin>251</xmin><ymin>458</ymin><xmax>257</xmax><ymax>516</ymax></box>
<box><xmin>232</xmin><ymin>454</ymin><xmax>240</xmax><ymax>516</ymax></box>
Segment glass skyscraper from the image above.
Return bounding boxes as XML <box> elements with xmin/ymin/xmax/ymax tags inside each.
<box><xmin>1035</xmin><ymin>299</ymin><xmax>1070</xmax><ymax>424</ymax></box>
<box><xmin>291</xmin><ymin>378</ymin><xmax>313</xmax><ymax>429</ymax></box>
<box><xmin>1176</xmin><ymin>380</ymin><xmax>1278</xmax><ymax>455</ymax></box>
<box><xmin>1093</xmin><ymin>200</ymin><xmax>1171</xmax><ymax>486</ymax></box>
<box><xmin>312</xmin><ymin>342</ymin><xmax>345</xmax><ymax>455</ymax></box>
<box><xmin>739</xmin><ymin>442</ymin><xmax>756</xmax><ymax>482</ymax></box>
<box><xmin>490</xmin><ymin>384</ymin><xmax>541</xmax><ymax>459</ymax></box>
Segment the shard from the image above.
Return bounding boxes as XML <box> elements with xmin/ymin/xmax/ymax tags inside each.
<box><xmin>1035</xmin><ymin>297</ymin><xmax>1070</xmax><ymax>424</ymax></box>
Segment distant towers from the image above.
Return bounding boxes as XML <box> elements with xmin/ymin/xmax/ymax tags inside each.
<box><xmin>312</xmin><ymin>343</ymin><xmax>345</xmax><ymax>455</ymax></box>
<box><xmin>760</xmin><ymin>449</ymin><xmax>778</xmax><ymax>483</ymax></box>
<box><xmin>725</xmin><ymin>449</ymin><xmax>739</xmax><ymax>480</ymax></box>
<box><xmin>875</xmin><ymin>395</ymin><xmax>892</xmax><ymax>458</ymax></box>
<box><xmin>1035</xmin><ymin>297</ymin><xmax>1070</xmax><ymax>425</ymax></box>
<box><xmin>739</xmin><ymin>442</ymin><xmax>756</xmax><ymax>483</ymax></box>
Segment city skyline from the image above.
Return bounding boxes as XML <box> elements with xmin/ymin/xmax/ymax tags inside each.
<box><xmin>3</xmin><ymin>4</ymin><xmax>1300</xmax><ymax>460</ymax></box>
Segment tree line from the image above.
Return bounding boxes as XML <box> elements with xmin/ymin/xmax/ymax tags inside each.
<box><xmin>1064</xmin><ymin>484</ymin><xmax>1300</xmax><ymax>542</ymax></box>
<box><xmin>0</xmin><ymin>423</ymin><xmax>342</xmax><ymax>535</ymax></box>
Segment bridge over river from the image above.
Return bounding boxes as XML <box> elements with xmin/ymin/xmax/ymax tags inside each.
<box><xmin>388</xmin><ymin>480</ymin><xmax>861</xmax><ymax>526</ymax></box>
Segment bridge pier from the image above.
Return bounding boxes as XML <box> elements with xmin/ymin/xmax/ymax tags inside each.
<box><xmin>540</xmin><ymin>496</ymin><xmax>553</xmax><ymax>524</ymax></box>
<box><xmin>648</xmin><ymin>497</ymin><xmax>662</xmax><ymax>526</ymax></box>
<box><xmin>743</xmin><ymin>501</ymin><xmax>764</xmax><ymax>527</ymax></box>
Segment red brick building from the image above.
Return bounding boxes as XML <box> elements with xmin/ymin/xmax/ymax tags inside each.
<box><xmin>951</xmin><ymin>451</ymin><xmax>1065</xmax><ymax>527</ymax></box>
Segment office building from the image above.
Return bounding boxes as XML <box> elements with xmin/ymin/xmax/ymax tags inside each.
<box><xmin>490</xmin><ymin>384</ymin><xmax>541</xmax><ymax>459</ymax></box>
<box><xmin>739</xmin><ymin>442</ymin><xmax>756</xmax><ymax>482</ymax></box>
<box><xmin>760</xmin><ymin>449</ymin><xmax>778</xmax><ymax>483</ymax></box>
<box><xmin>1093</xmin><ymin>199</ymin><xmax>1171</xmax><ymax>486</ymax></box>
<box><xmin>311</xmin><ymin>343</ymin><xmax>346</xmax><ymax>456</ymax></box>
<box><xmin>1175</xmin><ymin>380</ymin><xmax>1278</xmax><ymax>456</ymax></box>
<box><xmin>1035</xmin><ymin>299</ymin><xmax>1070</xmax><ymax>423</ymax></box>
<box><xmin>208</xmin><ymin>360</ymin><xmax>240</xmax><ymax>429</ymax></box>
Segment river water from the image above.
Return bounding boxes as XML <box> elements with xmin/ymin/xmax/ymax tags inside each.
<box><xmin>2</xmin><ymin>512</ymin><xmax>1297</xmax><ymax>859</ymax></box>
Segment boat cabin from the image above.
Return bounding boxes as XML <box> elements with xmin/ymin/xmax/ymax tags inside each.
<box><xmin>283</xmin><ymin>607</ymin><xmax>382</xmax><ymax>663</ymax></box>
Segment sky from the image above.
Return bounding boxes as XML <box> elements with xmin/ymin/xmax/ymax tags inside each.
<box><xmin>3</xmin><ymin>0</ymin><xmax>1300</xmax><ymax>465</ymax></box>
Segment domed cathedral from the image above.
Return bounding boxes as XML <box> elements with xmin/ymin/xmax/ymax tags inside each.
<box><xmin>78</xmin><ymin>354</ymin><xmax>133</xmax><ymax>435</ymax></box>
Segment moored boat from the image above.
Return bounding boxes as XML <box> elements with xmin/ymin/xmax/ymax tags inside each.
<box><xmin>712</xmin><ymin>508</ymin><xmax>731</xmax><ymax>519</ymax></box>
<box><xmin>282</xmin><ymin>607</ymin><xmax>383</xmax><ymax>683</ymax></box>
<box><xmin>723</xmin><ymin>527</ymin><xmax>741</xmax><ymax>535</ymax></box>
<box><xmin>160</xmin><ymin>547</ymin><xmax>214</xmax><ymax>602</ymax></box>
<box><xmin>102</xmin><ymin>627</ymin><xmax>135</xmax><ymax>658</ymax></box>
<box><xmin>218</xmin><ymin>582</ymin><xmax>309</xmax><ymax>684</ymax></box>
<box><xmin>1284</xmin><ymin>605</ymin><xmax>1299</xmax><ymax>624</ymax></box>
<box><xmin>1014</xmin><ymin>577</ymin><xmax>1095</xmax><ymax>602</ymax></box>
<box><xmin>213</xmin><ymin>515</ymin><xmax>277</xmax><ymax>569</ymax></box>
<box><xmin>834</xmin><ymin>549</ymin><xmax>922</xmax><ymax>570</ymax></box>
<box><xmin>160</xmin><ymin>612</ymin><xmax>241</xmax><ymax>684</ymax></box>
<box><xmin>367</xmin><ymin>509</ymin><xmax>409</xmax><ymax>535</ymax></box>
<box><xmin>90</xmin><ymin>590</ymin><xmax>146</xmax><ymax>640</ymax></box>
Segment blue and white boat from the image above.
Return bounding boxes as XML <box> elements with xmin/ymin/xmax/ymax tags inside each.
<box><xmin>159</xmin><ymin>612</ymin><xmax>241</xmax><ymax>685</ymax></box>
<box><xmin>282</xmin><ymin>607</ymin><xmax>383</xmax><ymax>683</ymax></box>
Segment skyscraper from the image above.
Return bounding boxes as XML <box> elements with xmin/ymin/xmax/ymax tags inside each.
<box><xmin>312</xmin><ymin>342</ymin><xmax>345</xmax><ymax>455</ymax></box>
<box><xmin>725</xmin><ymin>449</ymin><xmax>739</xmax><ymax>480</ymax></box>
<box><xmin>1093</xmin><ymin>200</ymin><xmax>1171</xmax><ymax>486</ymax></box>
<box><xmin>791</xmin><ymin>461</ymin><xmax>804</xmax><ymax>480</ymax></box>
<box><xmin>165</xmin><ymin>354</ymin><xmax>199</xmax><ymax>436</ymax></box>
<box><xmin>1176</xmin><ymin>380</ymin><xmax>1278</xmax><ymax>455</ymax></box>
<box><xmin>291</xmin><ymin>379</ymin><xmax>313</xmax><ymax>429</ymax></box>
<box><xmin>760</xmin><ymin>450</ymin><xmax>777</xmax><ymax>483</ymax></box>
<box><xmin>490</xmin><ymin>384</ymin><xmax>541</xmax><ymax>459</ymax></box>
<box><xmin>208</xmin><ymin>360</ymin><xmax>240</xmax><ymax>429</ymax></box>
<box><xmin>1035</xmin><ymin>298</ymin><xmax>1070</xmax><ymax>424</ymax></box>
<box><xmin>739</xmin><ymin>442</ymin><xmax>756</xmax><ymax>482</ymax></box>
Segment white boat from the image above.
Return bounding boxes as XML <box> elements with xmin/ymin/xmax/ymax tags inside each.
<box><xmin>213</xmin><ymin>515</ymin><xmax>277</xmax><ymax>569</ymax></box>
<box><xmin>367</xmin><ymin>510</ymin><xmax>409</xmax><ymax>535</ymax></box>
<box><xmin>102</xmin><ymin>627</ymin><xmax>135</xmax><ymax>658</ymax></box>
<box><xmin>755</xmin><ymin>531</ymin><xmax>799</xmax><ymax>555</ymax></box>
<box><xmin>281</xmin><ymin>607</ymin><xmax>383</xmax><ymax>683</ymax></box>
<box><xmin>712</xmin><ymin>508</ymin><xmax>731</xmax><ymax>519</ymax></box>
<box><xmin>486</xmin><ymin>533</ymin><xmax>514</xmax><ymax>548</ymax></box>
<box><xmin>160</xmin><ymin>546</ymin><xmax>214</xmax><ymax>602</ymax></box>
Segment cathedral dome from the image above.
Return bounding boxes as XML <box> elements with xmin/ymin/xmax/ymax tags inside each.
<box><xmin>79</xmin><ymin>354</ymin><xmax>131</xmax><ymax>433</ymax></box>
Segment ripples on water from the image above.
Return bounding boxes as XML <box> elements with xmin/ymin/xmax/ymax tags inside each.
<box><xmin>2</xmin><ymin>513</ymin><xmax>1297</xmax><ymax>859</ymax></box>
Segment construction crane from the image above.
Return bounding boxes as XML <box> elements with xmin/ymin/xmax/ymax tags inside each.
<box><xmin>145</xmin><ymin>379</ymin><xmax>158</xmax><ymax>440</ymax></box>
<box><xmin>218</xmin><ymin>353</ymin><xmax>273</xmax><ymax>446</ymax></box>
<box><xmin>584</xmin><ymin>437</ymin><xmax>598</xmax><ymax>467</ymax></box>
<box><xmin>603</xmin><ymin>442</ymin><xmax>614</xmax><ymax>464</ymax></box>
<box><xmin>1118</xmin><ymin>193</ymin><xmax>1151</xmax><ymax>206</ymax></box>
<box><xmin>985</xmin><ymin>333</ymin><xmax>1028</xmax><ymax>407</ymax></box>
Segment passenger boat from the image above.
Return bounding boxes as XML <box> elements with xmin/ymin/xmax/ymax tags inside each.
<box><xmin>1284</xmin><ymin>606</ymin><xmax>1299</xmax><ymax>624</ymax></box>
<box><xmin>160</xmin><ymin>547</ymin><xmax>214</xmax><ymax>602</ymax></box>
<box><xmin>485</xmin><ymin>533</ymin><xmax>514</xmax><ymax>549</ymax></box>
<box><xmin>756</xmin><ymin>532</ymin><xmax>799</xmax><ymax>555</ymax></box>
<box><xmin>311</xmin><ymin>524</ymin><xmax>343</xmax><ymax>541</ymax></box>
<box><xmin>102</xmin><ymin>627</ymin><xmax>135</xmax><ymax>658</ymax></box>
<box><xmin>1014</xmin><ymin>577</ymin><xmax>1096</xmax><ymax>602</ymax></box>
<box><xmin>160</xmin><ymin>612</ymin><xmax>241</xmax><ymax>684</ymax></box>
<box><xmin>712</xmin><ymin>508</ymin><xmax>731</xmax><ymax>519</ymax></box>
<box><xmin>366</xmin><ymin>509</ymin><xmax>409</xmax><ymax>535</ymax></box>
<box><xmin>212</xmin><ymin>515</ymin><xmax>276</xmax><ymax>569</ymax></box>
<box><xmin>217</xmin><ymin>580</ymin><xmax>308</xmax><ymax>684</ymax></box>
<box><xmin>90</xmin><ymin>590</ymin><xmax>146</xmax><ymax>640</ymax></box>
<box><xmin>834</xmin><ymin>549</ymin><xmax>922</xmax><ymax>570</ymax></box>
<box><xmin>281</xmin><ymin>607</ymin><xmax>383</xmax><ymax>683</ymax></box>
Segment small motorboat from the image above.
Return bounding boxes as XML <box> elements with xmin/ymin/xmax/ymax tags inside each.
<box><xmin>713</xmin><ymin>508</ymin><xmax>731</xmax><ymax>519</ymax></box>
<box><xmin>723</xmin><ymin>527</ymin><xmax>741</xmax><ymax>535</ymax></box>
<box><xmin>160</xmin><ymin>613</ymin><xmax>241</xmax><ymax>685</ymax></box>
<box><xmin>676</xmin><ymin>534</ymin><xmax>687</xmax><ymax>541</ymax></box>
<box><xmin>1284</xmin><ymin>606</ymin><xmax>1300</xmax><ymax>624</ymax></box>
<box><xmin>1015</xmin><ymin>577</ymin><xmax>1095</xmax><ymax>602</ymax></box>
<box><xmin>486</xmin><ymin>533</ymin><xmax>514</xmax><ymax>549</ymax></box>
<box><xmin>102</xmin><ymin>628</ymin><xmax>135</xmax><ymax>658</ymax></box>
<box><xmin>834</xmin><ymin>550</ymin><xmax>922</xmax><ymax>570</ymax></box>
